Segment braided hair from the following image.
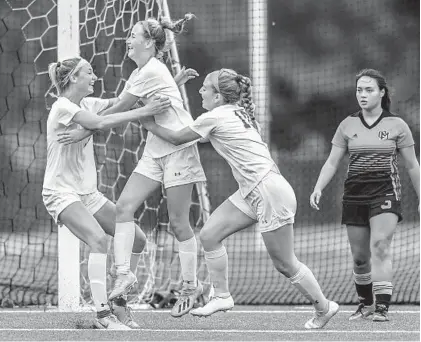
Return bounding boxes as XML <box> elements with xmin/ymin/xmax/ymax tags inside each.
<box><xmin>212</xmin><ymin>69</ymin><xmax>258</xmax><ymax>131</ymax></box>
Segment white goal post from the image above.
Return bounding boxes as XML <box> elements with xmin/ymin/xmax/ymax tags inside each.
<box><xmin>249</xmin><ymin>0</ymin><xmax>269</xmax><ymax>143</ymax></box>
<box><xmin>57</xmin><ymin>0</ymin><xmax>81</xmax><ymax>312</ymax></box>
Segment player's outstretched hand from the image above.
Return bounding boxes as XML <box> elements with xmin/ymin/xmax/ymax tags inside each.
<box><xmin>310</xmin><ymin>190</ymin><xmax>322</xmax><ymax>210</ymax></box>
<box><xmin>143</xmin><ymin>96</ymin><xmax>171</xmax><ymax>115</ymax></box>
<box><xmin>174</xmin><ymin>66</ymin><xmax>199</xmax><ymax>87</ymax></box>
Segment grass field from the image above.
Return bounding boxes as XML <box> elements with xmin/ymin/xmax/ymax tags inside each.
<box><xmin>0</xmin><ymin>305</ymin><xmax>419</xmax><ymax>341</ymax></box>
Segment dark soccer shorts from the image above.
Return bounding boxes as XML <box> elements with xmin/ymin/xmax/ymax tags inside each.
<box><xmin>341</xmin><ymin>195</ymin><xmax>403</xmax><ymax>226</ymax></box>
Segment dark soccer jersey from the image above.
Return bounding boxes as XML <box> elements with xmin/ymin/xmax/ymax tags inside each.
<box><xmin>332</xmin><ymin>111</ymin><xmax>415</xmax><ymax>203</ymax></box>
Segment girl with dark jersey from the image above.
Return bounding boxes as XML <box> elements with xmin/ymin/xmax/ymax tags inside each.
<box><xmin>310</xmin><ymin>69</ymin><xmax>419</xmax><ymax>322</ymax></box>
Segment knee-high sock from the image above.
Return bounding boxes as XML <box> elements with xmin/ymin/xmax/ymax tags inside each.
<box><xmin>130</xmin><ymin>252</ymin><xmax>142</xmax><ymax>275</ymax></box>
<box><xmin>178</xmin><ymin>236</ymin><xmax>197</xmax><ymax>283</ymax></box>
<box><xmin>204</xmin><ymin>246</ymin><xmax>230</xmax><ymax>298</ymax></box>
<box><xmin>88</xmin><ymin>253</ymin><xmax>109</xmax><ymax>312</ymax></box>
<box><xmin>373</xmin><ymin>281</ymin><xmax>393</xmax><ymax>309</ymax></box>
<box><xmin>114</xmin><ymin>221</ymin><xmax>135</xmax><ymax>275</ymax></box>
<box><xmin>354</xmin><ymin>271</ymin><xmax>373</xmax><ymax>305</ymax></box>
<box><xmin>289</xmin><ymin>262</ymin><xmax>328</xmax><ymax>312</ymax></box>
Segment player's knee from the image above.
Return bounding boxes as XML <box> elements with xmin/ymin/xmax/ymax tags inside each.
<box><xmin>351</xmin><ymin>247</ymin><xmax>371</xmax><ymax>269</ymax></box>
<box><xmin>271</xmin><ymin>256</ymin><xmax>299</xmax><ymax>278</ymax></box>
<box><xmin>115</xmin><ymin>199</ymin><xmax>135</xmax><ymax>220</ymax></box>
<box><xmin>132</xmin><ymin>224</ymin><xmax>146</xmax><ymax>253</ymax></box>
<box><xmin>169</xmin><ymin>213</ymin><xmax>192</xmax><ymax>241</ymax></box>
<box><xmin>353</xmin><ymin>256</ymin><xmax>370</xmax><ymax>270</ymax></box>
<box><xmin>199</xmin><ymin>227</ymin><xmax>220</xmax><ymax>251</ymax></box>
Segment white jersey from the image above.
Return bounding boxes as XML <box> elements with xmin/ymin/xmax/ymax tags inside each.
<box><xmin>43</xmin><ymin>96</ymin><xmax>110</xmax><ymax>194</ymax></box>
<box><xmin>190</xmin><ymin>104</ymin><xmax>276</xmax><ymax>197</ymax></box>
<box><xmin>120</xmin><ymin>57</ymin><xmax>196</xmax><ymax>158</ymax></box>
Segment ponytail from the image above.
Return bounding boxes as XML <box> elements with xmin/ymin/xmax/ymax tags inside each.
<box><xmin>236</xmin><ymin>76</ymin><xmax>255</xmax><ymax>117</ymax></box>
<box><xmin>139</xmin><ymin>13</ymin><xmax>194</xmax><ymax>60</ymax></box>
<box><xmin>47</xmin><ymin>57</ymin><xmax>85</xmax><ymax>95</ymax></box>
<box><xmin>160</xmin><ymin>13</ymin><xmax>194</xmax><ymax>34</ymax></box>
<box><xmin>48</xmin><ymin>62</ymin><xmax>59</xmax><ymax>93</ymax></box>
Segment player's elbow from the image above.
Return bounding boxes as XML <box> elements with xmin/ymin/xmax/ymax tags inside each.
<box><xmin>94</xmin><ymin>120</ymin><xmax>107</xmax><ymax>131</ymax></box>
<box><xmin>324</xmin><ymin>159</ymin><xmax>340</xmax><ymax>174</ymax></box>
<box><xmin>170</xmin><ymin>136</ymin><xmax>184</xmax><ymax>146</ymax></box>
<box><xmin>405</xmin><ymin>159</ymin><xmax>419</xmax><ymax>172</ymax></box>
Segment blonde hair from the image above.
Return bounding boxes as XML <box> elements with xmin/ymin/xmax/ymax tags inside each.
<box><xmin>210</xmin><ymin>69</ymin><xmax>257</xmax><ymax>129</ymax></box>
<box><xmin>138</xmin><ymin>13</ymin><xmax>194</xmax><ymax>59</ymax></box>
<box><xmin>48</xmin><ymin>57</ymin><xmax>87</xmax><ymax>95</ymax></box>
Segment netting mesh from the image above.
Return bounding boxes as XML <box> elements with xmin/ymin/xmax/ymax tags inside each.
<box><xmin>0</xmin><ymin>0</ymin><xmax>419</xmax><ymax>307</ymax></box>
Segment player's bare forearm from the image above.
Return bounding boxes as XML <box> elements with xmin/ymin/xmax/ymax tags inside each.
<box><xmin>57</xmin><ymin>127</ymin><xmax>95</xmax><ymax>145</ymax></box>
<box><xmin>144</xmin><ymin>124</ymin><xmax>184</xmax><ymax>145</ymax></box>
<box><xmin>144</xmin><ymin>123</ymin><xmax>200</xmax><ymax>146</ymax></box>
<box><xmin>399</xmin><ymin>146</ymin><xmax>420</xmax><ymax>199</ymax></box>
<box><xmin>100</xmin><ymin>93</ymin><xmax>140</xmax><ymax>116</ymax></box>
<box><xmin>78</xmin><ymin>128</ymin><xmax>94</xmax><ymax>140</ymax></box>
<box><xmin>314</xmin><ymin>145</ymin><xmax>346</xmax><ymax>192</ymax></box>
<box><xmin>100</xmin><ymin>100</ymin><xmax>129</xmax><ymax>116</ymax></box>
<box><xmin>407</xmin><ymin>166</ymin><xmax>420</xmax><ymax>199</ymax></box>
<box><xmin>314</xmin><ymin>163</ymin><xmax>338</xmax><ymax>192</ymax></box>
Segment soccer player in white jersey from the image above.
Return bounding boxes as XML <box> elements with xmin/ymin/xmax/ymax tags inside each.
<box><xmin>139</xmin><ymin>68</ymin><xmax>339</xmax><ymax>329</ymax></box>
<box><xmin>57</xmin><ymin>14</ymin><xmax>207</xmax><ymax>317</ymax></box>
<box><xmin>43</xmin><ymin>57</ymin><xmax>170</xmax><ymax>329</ymax></box>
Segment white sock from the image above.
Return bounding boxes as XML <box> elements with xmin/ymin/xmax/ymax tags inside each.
<box><xmin>204</xmin><ymin>246</ymin><xmax>230</xmax><ymax>298</ymax></box>
<box><xmin>289</xmin><ymin>262</ymin><xmax>328</xmax><ymax>312</ymax></box>
<box><xmin>114</xmin><ymin>221</ymin><xmax>135</xmax><ymax>275</ymax></box>
<box><xmin>88</xmin><ymin>253</ymin><xmax>109</xmax><ymax>312</ymax></box>
<box><xmin>178</xmin><ymin>236</ymin><xmax>197</xmax><ymax>283</ymax></box>
<box><xmin>130</xmin><ymin>252</ymin><xmax>142</xmax><ymax>274</ymax></box>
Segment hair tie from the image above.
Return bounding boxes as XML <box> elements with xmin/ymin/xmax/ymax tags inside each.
<box><xmin>57</xmin><ymin>61</ymin><xmax>61</xmax><ymax>68</ymax></box>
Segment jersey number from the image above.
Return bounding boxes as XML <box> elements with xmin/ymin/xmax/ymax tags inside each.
<box><xmin>234</xmin><ymin>109</ymin><xmax>252</xmax><ymax>129</ymax></box>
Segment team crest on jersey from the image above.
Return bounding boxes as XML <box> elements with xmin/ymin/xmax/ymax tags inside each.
<box><xmin>378</xmin><ymin>131</ymin><xmax>389</xmax><ymax>140</ymax></box>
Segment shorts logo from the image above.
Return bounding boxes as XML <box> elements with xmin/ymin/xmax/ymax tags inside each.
<box><xmin>381</xmin><ymin>200</ymin><xmax>392</xmax><ymax>210</ymax></box>
<box><xmin>378</xmin><ymin>131</ymin><xmax>389</xmax><ymax>140</ymax></box>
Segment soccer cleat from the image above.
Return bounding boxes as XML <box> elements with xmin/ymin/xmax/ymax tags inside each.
<box><xmin>349</xmin><ymin>303</ymin><xmax>375</xmax><ymax>321</ymax></box>
<box><xmin>170</xmin><ymin>281</ymin><xmax>204</xmax><ymax>317</ymax></box>
<box><xmin>109</xmin><ymin>271</ymin><xmax>137</xmax><ymax>301</ymax></box>
<box><xmin>93</xmin><ymin>313</ymin><xmax>132</xmax><ymax>330</ymax></box>
<box><xmin>304</xmin><ymin>301</ymin><xmax>339</xmax><ymax>329</ymax></box>
<box><xmin>111</xmin><ymin>299</ymin><xmax>140</xmax><ymax>328</ymax></box>
<box><xmin>190</xmin><ymin>295</ymin><xmax>234</xmax><ymax>317</ymax></box>
<box><xmin>372</xmin><ymin>304</ymin><xmax>389</xmax><ymax>322</ymax></box>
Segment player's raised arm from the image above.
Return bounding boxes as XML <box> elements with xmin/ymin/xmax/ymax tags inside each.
<box><xmin>174</xmin><ymin>66</ymin><xmax>199</xmax><ymax>87</ymax></box>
